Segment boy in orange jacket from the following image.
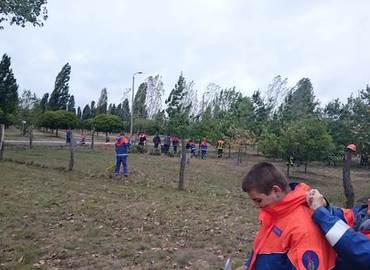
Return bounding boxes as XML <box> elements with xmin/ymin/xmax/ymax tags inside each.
<box><xmin>236</xmin><ymin>162</ymin><xmax>337</xmax><ymax>270</ymax></box>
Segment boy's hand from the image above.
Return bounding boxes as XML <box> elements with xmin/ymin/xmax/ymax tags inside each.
<box><xmin>306</xmin><ymin>189</ymin><xmax>326</xmax><ymax>210</ymax></box>
<box><xmin>235</xmin><ymin>266</ymin><xmax>248</xmax><ymax>270</ymax></box>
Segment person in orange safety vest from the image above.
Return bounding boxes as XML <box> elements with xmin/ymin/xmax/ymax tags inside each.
<box><xmin>236</xmin><ymin>162</ymin><xmax>337</xmax><ymax>270</ymax></box>
<box><xmin>217</xmin><ymin>138</ymin><xmax>225</xmax><ymax>158</ymax></box>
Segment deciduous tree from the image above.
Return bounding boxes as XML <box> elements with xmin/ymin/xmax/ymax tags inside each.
<box><xmin>0</xmin><ymin>0</ymin><xmax>48</xmax><ymax>29</ymax></box>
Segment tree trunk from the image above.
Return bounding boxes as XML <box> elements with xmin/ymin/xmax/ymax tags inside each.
<box><xmin>68</xmin><ymin>139</ymin><xmax>74</xmax><ymax>171</ymax></box>
<box><xmin>178</xmin><ymin>138</ymin><xmax>187</xmax><ymax>191</ymax></box>
<box><xmin>244</xmin><ymin>144</ymin><xmax>248</xmax><ymax>166</ymax></box>
<box><xmin>286</xmin><ymin>164</ymin><xmax>290</xmax><ymax>177</ymax></box>
<box><xmin>228</xmin><ymin>144</ymin><xmax>231</xmax><ymax>158</ymax></box>
<box><xmin>237</xmin><ymin>147</ymin><xmax>241</xmax><ymax>165</ymax></box>
<box><xmin>304</xmin><ymin>163</ymin><xmax>308</xmax><ymax>173</ymax></box>
<box><xmin>0</xmin><ymin>124</ymin><xmax>4</xmax><ymax>160</ymax></box>
<box><xmin>29</xmin><ymin>126</ymin><xmax>33</xmax><ymax>149</ymax></box>
<box><xmin>22</xmin><ymin>124</ymin><xmax>27</xmax><ymax>136</ymax></box>
<box><xmin>56</xmin><ymin>128</ymin><xmax>59</xmax><ymax>137</ymax></box>
<box><xmin>343</xmin><ymin>150</ymin><xmax>355</xmax><ymax>208</ymax></box>
<box><xmin>91</xmin><ymin>128</ymin><xmax>95</xmax><ymax>149</ymax></box>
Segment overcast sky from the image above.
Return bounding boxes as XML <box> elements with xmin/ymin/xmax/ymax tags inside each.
<box><xmin>1</xmin><ymin>0</ymin><xmax>369</xmax><ymax>109</ymax></box>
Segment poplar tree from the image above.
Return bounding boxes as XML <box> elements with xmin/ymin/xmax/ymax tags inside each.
<box><xmin>67</xmin><ymin>95</ymin><xmax>76</xmax><ymax>114</ymax></box>
<box><xmin>122</xmin><ymin>98</ymin><xmax>130</xmax><ymax>120</ymax></box>
<box><xmin>96</xmin><ymin>88</ymin><xmax>108</xmax><ymax>114</ymax></box>
<box><xmin>133</xmin><ymin>82</ymin><xmax>148</xmax><ymax>119</ymax></box>
<box><xmin>48</xmin><ymin>63</ymin><xmax>71</xmax><ymax>111</ymax></box>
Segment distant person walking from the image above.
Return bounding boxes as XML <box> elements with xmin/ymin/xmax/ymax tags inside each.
<box><xmin>114</xmin><ymin>132</ymin><xmax>130</xmax><ymax>177</ymax></box>
<box><xmin>79</xmin><ymin>132</ymin><xmax>86</xmax><ymax>145</ymax></box>
<box><xmin>200</xmin><ymin>137</ymin><xmax>208</xmax><ymax>159</ymax></box>
<box><xmin>163</xmin><ymin>134</ymin><xmax>171</xmax><ymax>155</ymax></box>
<box><xmin>66</xmin><ymin>128</ymin><xmax>72</xmax><ymax>143</ymax></box>
<box><xmin>153</xmin><ymin>133</ymin><xmax>161</xmax><ymax>149</ymax></box>
<box><xmin>361</xmin><ymin>150</ymin><xmax>369</xmax><ymax>168</ymax></box>
<box><xmin>138</xmin><ymin>132</ymin><xmax>147</xmax><ymax>147</ymax></box>
<box><xmin>186</xmin><ymin>138</ymin><xmax>196</xmax><ymax>158</ymax></box>
<box><xmin>217</xmin><ymin>137</ymin><xmax>225</xmax><ymax>158</ymax></box>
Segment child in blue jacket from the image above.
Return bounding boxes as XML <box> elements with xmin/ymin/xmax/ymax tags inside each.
<box><xmin>307</xmin><ymin>189</ymin><xmax>370</xmax><ymax>270</ymax></box>
<box><xmin>114</xmin><ymin>132</ymin><xmax>130</xmax><ymax>177</ymax></box>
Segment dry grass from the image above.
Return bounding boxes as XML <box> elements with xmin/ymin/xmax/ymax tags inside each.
<box><xmin>1</xmin><ymin>145</ymin><xmax>369</xmax><ymax>269</ymax></box>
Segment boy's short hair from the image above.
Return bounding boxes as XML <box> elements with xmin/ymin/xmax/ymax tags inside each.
<box><xmin>242</xmin><ymin>162</ymin><xmax>289</xmax><ymax>195</ymax></box>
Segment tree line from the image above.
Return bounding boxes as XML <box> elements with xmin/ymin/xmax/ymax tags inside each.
<box><xmin>0</xmin><ymin>53</ymin><xmax>369</xmax><ymax>169</ymax></box>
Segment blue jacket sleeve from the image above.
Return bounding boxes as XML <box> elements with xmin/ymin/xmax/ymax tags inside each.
<box><xmin>312</xmin><ymin>207</ymin><xmax>370</xmax><ymax>269</ymax></box>
<box><xmin>324</xmin><ymin>205</ymin><xmax>348</xmax><ymax>221</ymax></box>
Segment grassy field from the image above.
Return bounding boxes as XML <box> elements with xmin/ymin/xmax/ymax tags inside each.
<box><xmin>1</xmin><ymin>143</ymin><xmax>369</xmax><ymax>269</ymax></box>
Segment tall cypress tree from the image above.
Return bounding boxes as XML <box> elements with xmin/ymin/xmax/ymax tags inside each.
<box><xmin>90</xmin><ymin>100</ymin><xmax>96</xmax><ymax>117</ymax></box>
<box><xmin>39</xmin><ymin>92</ymin><xmax>49</xmax><ymax>113</ymax></box>
<box><xmin>108</xmin><ymin>104</ymin><xmax>116</xmax><ymax>115</ymax></box>
<box><xmin>0</xmin><ymin>54</ymin><xmax>18</xmax><ymax>123</ymax></box>
<box><xmin>122</xmin><ymin>98</ymin><xmax>130</xmax><ymax>121</ymax></box>
<box><xmin>48</xmin><ymin>63</ymin><xmax>71</xmax><ymax>111</ymax></box>
<box><xmin>133</xmin><ymin>82</ymin><xmax>148</xmax><ymax>119</ymax></box>
<box><xmin>96</xmin><ymin>88</ymin><xmax>108</xmax><ymax>114</ymax></box>
<box><xmin>77</xmin><ymin>106</ymin><xmax>82</xmax><ymax>119</ymax></box>
<box><xmin>82</xmin><ymin>104</ymin><xmax>91</xmax><ymax>120</ymax></box>
<box><xmin>67</xmin><ymin>95</ymin><xmax>76</xmax><ymax>114</ymax></box>
<box><xmin>116</xmin><ymin>103</ymin><xmax>122</xmax><ymax>116</ymax></box>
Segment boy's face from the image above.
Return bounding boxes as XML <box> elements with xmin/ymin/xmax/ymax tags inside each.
<box><xmin>247</xmin><ymin>186</ymin><xmax>283</xmax><ymax>208</ymax></box>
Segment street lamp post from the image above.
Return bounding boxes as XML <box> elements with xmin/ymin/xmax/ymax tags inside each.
<box><xmin>130</xmin><ymin>71</ymin><xmax>143</xmax><ymax>138</ymax></box>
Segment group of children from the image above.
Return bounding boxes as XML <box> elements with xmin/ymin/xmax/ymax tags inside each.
<box><xmin>113</xmin><ymin>132</ymin><xmax>227</xmax><ymax>177</ymax></box>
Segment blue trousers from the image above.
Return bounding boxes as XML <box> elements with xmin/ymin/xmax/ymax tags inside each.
<box><xmin>114</xmin><ymin>155</ymin><xmax>128</xmax><ymax>176</ymax></box>
<box><xmin>201</xmin><ymin>150</ymin><xmax>207</xmax><ymax>159</ymax></box>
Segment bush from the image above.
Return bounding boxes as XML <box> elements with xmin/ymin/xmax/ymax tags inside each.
<box><xmin>129</xmin><ymin>144</ymin><xmax>147</xmax><ymax>154</ymax></box>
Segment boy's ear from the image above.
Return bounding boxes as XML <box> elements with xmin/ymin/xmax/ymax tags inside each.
<box><xmin>271</xmin><ymin>185</ymin><xmax>283</xmax><ymax>193</ymax></box>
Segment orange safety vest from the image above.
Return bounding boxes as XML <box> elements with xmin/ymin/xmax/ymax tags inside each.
<box><xmin>217</xmin><ymin>139</ymin><xmax>225</xmax><ymax>148</ymax></box>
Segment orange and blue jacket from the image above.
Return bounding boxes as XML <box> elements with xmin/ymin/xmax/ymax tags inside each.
<box><xmin>246</xmin><ymin>183</ymin><xmax>337</xmax><ymax>270</ymax></box>
<box><xmin>115</xmin><ymin>136</ymin><xmax>130</xmax><ymax>156</ymax></box>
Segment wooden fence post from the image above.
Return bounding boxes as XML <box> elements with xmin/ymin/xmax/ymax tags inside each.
<box><xmin>0</xmin><ymin>124</ymin><xmax>4</xmax><ymax>160</ymax></box>
<box><xmin>178</xmin><ymin>138</ymin><xmax>187</xmax><ymax>191</ymax></box>
<box><xmin>343</xmin><ymin>148</ymin><xmax>355</xmax><ymax>208</ymax></box>
<box><xmin>91</xmin><ymin>127</ymin><xmax>95</xmax><ymax>149</ymax></box>
<box><xmin>29</xmin><ymin>125</ymin><xmax>33</xmax><ymax>149</ymax></box>
<box><xmin>68</xmin><ymin>139</ymin><xmax>74</xmax><ymax>171</ymax></box>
